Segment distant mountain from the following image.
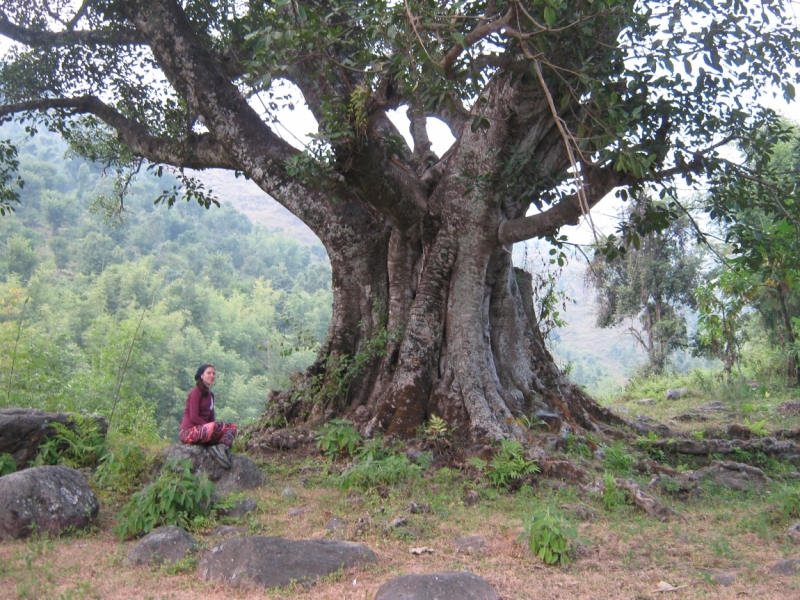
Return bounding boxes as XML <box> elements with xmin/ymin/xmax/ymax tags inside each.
<box><xmin>194</xmin><ymin>169</ymin><xmax>321</xmax><ymax>246</ymax></box>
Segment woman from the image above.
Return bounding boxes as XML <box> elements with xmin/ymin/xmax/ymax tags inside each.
<box><xmin>179</xmin><ymin>364</ymin><xmax>237</xmax><ymax>469</ymax></box>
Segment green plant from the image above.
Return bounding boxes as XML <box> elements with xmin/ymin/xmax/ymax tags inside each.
<box><xmin>94</xmin><ymin>443</ymin><xmax>148</xmax><ymax>495</ymax></box>
<box><xmin>0</xmin><ymin>452</ymin><xmax>17</xmax><ymax>475</ymax></box>
<box><xmin>31</xmin><ymin>415</ymin><xmax>108</xmax><ymax>469</ymax></box>
<box><xmin>602</xmin><ymin>441</ymin><xmax>635</xmax><ymax>475</ymax></box>
<box><xmin>114</xmin><ymin>457</ymin><xmax>214</xmax><ymax>540</ymax></box>
<box><xmin>486</xmin><ymin>440</ymin><xmax>539</xmax><ymax>489</ymax></box>
<box><xmin>743</xmin><ymin>417</ymin><xmax>769</xmax><ymax>437</ymax></box>
<box><xmin>422</xmin><ymin>415</ymin><xmax>449</xmax><ymax>440</ymax></box>
<box><xmin>775</xmin><ymin>485</ymin><xmax>800</xmax><ymax>522</ymax></box>
<box><xmin>339</xmin><ymin>453</ymin><xmax>422</xmax><ymax>491</ymax></box>
<box><xmin>519</xmin><ymin>509</ymin><xmax>577</xmax><ymax>566</ymax></box>
<box><xmin>564</xmin><ymin>433</ymin><xmax>592</xmax><ymax>459</ymax></box>
<box><xmin>315</xmin><ymin>419</ymin><xmax>363</xmax><ymax>457</ymax></box>
<box><xmin>634</xmin><ymin>431</ymin><xmax>666</xmax><ymax>462</ymax></box>
<box><xmin>602</xmin><ymin>473</ymin><xmax>630</xmax><ymax>511</ymax></box>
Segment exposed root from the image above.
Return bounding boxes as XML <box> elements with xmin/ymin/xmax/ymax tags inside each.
<box><xmin>614</xmin><ymin>478</ymin><xmax>680</xmax><ymax>521</ymax></box>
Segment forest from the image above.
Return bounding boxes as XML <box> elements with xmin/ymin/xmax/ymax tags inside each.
<box><xmin>0</xmin><ymin>123</ymin><xmax>333</xmax><ymax>440</ymax></box>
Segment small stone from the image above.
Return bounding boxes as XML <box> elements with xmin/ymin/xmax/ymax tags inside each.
<box><xmin>711</xmin><ymin>573</ymin><xmax>736</xmax><ymax>586</ymax></box>
<box><xmin>326</xmin><ymin>518</ymin><xmax>347</xmax><ymax>532</ymax></box>
<box><xmin>789</xmin><ymin>523</ymin><xmax>800</xmax><ymax>545</ymax></box>
<box><xmin>282</xmin><ymin>487</ymin><xmax>296</xmax><ymax>498</ymax></box>
<box><xmin>346</xmin><ymin>495</ymin><xmax>364</xmax><ymax>504</ymax></box>
<box><xmin>210</xmin><ymin>526</ymin><xmax>247</xmax><ymax>537</ymax></box>
<box><xmin>406</xmin><ymin>502</ymin><xmax>431</xmax><ymax>514</ymax></box>
<box><xmin>390</xmin><ymin>517</ymin><xmax>407</xmax><ymax>528</ymax></box>
<box><xmin>638</xmin><ymin>398</ymin><xmax>656</xmax><ymax>405</ymax></box>
<box><xmin>216</xmin><ymin>497</ymin><xmax>257</xmax><ymax>519</ymax></box>
<box><xmin>463</xmin><ymin>489</ymin><xmax>480</xmax><ymax>507</ymax></box>
<box><xmin>287</xmin><ymin>507</ymin><xmax>306</xmax><ymax>517</ymax></box>
<box><xmin>665</xmin><ymin>388</ymin><xmax>689</xmax><ymax>400</ymax></box>
<box><xmin>454</xmin><ymin>535</ymin><xmax>487</xmax><ymax>554</ymax></box>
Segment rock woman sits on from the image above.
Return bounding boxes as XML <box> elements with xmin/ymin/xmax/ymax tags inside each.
<box><xmin>179</xmin><ymin>364</ymin><xmax>237</xmax><ymax>469</ymax></box>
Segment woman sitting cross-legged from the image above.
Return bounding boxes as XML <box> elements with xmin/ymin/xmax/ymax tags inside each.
<box><xmin>179</xmin><ymin>364</ymin><xmax>237</xmax><ymax>469</ymax></box>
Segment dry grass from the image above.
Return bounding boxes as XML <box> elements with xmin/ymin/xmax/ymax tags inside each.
<box><xmin>4</xmin><ymin>444</ymin><xmax>800</xmax><ymax>600</ymax></box>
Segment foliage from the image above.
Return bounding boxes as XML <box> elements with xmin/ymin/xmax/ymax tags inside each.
<box><xmin>315</xmin><ymin>419</ymin><xmax>362</xmax><ymax>457</ymax></box>
<box><xmin>519</xmin><ymin>510</ymin><xmax>577</xmax><ymax>566</ymax></box>
<box><xmin>94</xmin><ymin>443</ymin><xmax>148</xmax><ymax>495</ymax></box>
<box><xmin>31</xmin><ymin>415</ymin><xmax>108</xmax><ymax>469</ymax></box>
<box><xmin>0</xmin><ymin>452</ymin><xmax>16</xmax><ymax>475</ymax></box>
<box><xmin>602</xmin><ymin>441</ymin><xmax>636</xmax><ymax>475</ymax></box>
<box><xmin>114</xmin><ymin>458</ymin><xmax>214</xmax><ymax>540</ymax></box>
<box><xmin>602</xmin><ymin>473</ymin><xmax>631</xmax><ymax>511</ymax></box>
<box><xmin>339</xmin><ymin>453</ymin><xmax>422</xmax><ymax>491</ymax></box>
<box><xmin>482</xmin><ymin>440</ymin><xmax>539</xmax><ymax>490</ymax></box>
<box><xmin>774</xmin><ymin>486</ymin><xmax>800</xmax><ymax>522</ymax></box>
<box><xmin>564</xmin><ymin>433</ymin><xmax>592</xmax><ymax>459</ymax></box>
<box><xmin>588</xmin><ymin>196</ymin><xmax>702</xmax><ymax>374</ymax></box>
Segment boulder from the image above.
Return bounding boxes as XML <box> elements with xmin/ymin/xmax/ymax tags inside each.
<box><xmin>0</xmin><ymin>408</ymin><xmax>108</xmax><ymax>467</ymax></box>
<box><xmin>158</xmin><ymin>444</ymin><xmax>266</xmax><ymax>493</ymax></box>
<box><xmin>125</xmin><ymin>526</ymin><xmax>197</xmax><ymax>566</ymax></box>
<box><xmin>216</xmin><ymin>497</ymin><xmax>258</xmax><ymax>519</ymax></box>
<box><xmin>374</xmin><ymin>571</ymin><xmax>500</xmax><ymax>600</ymax></box>
<box><xmin>198</xmin><ymin>536</ymin><xmax>377</xmax><ymax>589</ymax></box>
<box><xmin>770</xmin><ymin>558</ymin><xmax>800</xmax><ymax>575</ymax></box>
<box><xmin>0</xmin><ymin>465</ymin><xmax>99</xmax><ymax>540</ymax></box>
<box><xmin>665</xmin><ymin>388</ymin><xmax>689</xmax><ymax>400</ymax></box>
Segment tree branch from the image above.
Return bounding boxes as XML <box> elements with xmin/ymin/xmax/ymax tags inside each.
<box><xmin>0</xmin><ymin>11</ymin><xmax>143</xmax><ymax>47</ymax></box>
<box><xmin>0</xmin><ymin>96</ymin><xmax>240</xmax><ymax>170</ymax></box>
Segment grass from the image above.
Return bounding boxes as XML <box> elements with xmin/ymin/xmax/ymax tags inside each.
<box><xmin>4</xmin><ymin>376</ymin><xmax>800</xmax><ymax>598</ymax></box>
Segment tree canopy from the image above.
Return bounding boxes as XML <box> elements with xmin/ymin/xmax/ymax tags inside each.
<box><xmin>1</xmin><ymin>0</ymin><xmax>798</xmax><ymax>439</ymax></box>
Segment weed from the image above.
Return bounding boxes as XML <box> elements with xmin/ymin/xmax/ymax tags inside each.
<box><xmin>743</xmin><ymin>417</ymin><xmax>769</xmax><ymax>437</ymax></box>
<box><xmin>710</xmin><ymin>535</ymin><xmax>734</xmax><ymax>559</ymax></box>
<box><xmin>315</xmin><ymin>419</ymin><xmax>362</xmax><ymax>457</ymax></box>
<box><xmin>485</xmin><ymin>440</ymin><xmax>539</xmax><ymax>489</ymax></box>
<box><xmin>519</xmin><ymin>509</ymin><xmax>577</xmax><ymax>566</ymax></box>
<box><xmin>775</xmin><ymin>485</ymin><xmax>800</xmax><ymax>521</ymax></box>
<box><xmin>602</xmin><ymin>441</ymin><xmax>636</xmax><ymax>475</ymax></box>
<box><xmin>158</xmin><ymin>555</ymin><xmax>199</xmax><ymax>575</ymax></box>
<box><xmin>340</xmin><ymin>453</ymin><xmax>422</xmax><ymax>491</ymax></box>
<box><xmin>0</xmin><ymin>452</ymin><xmax>17</xmax><ymax>475</ymax></box>
<box><xmin>114</xmin><ymin>457</ymin><xmax>214</xmax><ymax>540</ymax></box>
<box><xmin>564</xmin><ymin>433</ymin><xmax>592</xmax><ymax>459</ymax></box>
<box><xmin>602</xmin><ymin>473</ymin><xmax>630</xmax><ymax>511</ymax></box>
<box><xmin>31</xmin><ymin>415</ymin><xmax>108</xmax><ymax>469</ymax></box>
<box><xmin>94</xmin><ymin>442</ymin><xmax>148</xmax><ymax>495</ymax></box>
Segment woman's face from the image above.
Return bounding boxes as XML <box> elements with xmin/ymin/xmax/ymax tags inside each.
<box><xmin>200</xmin><ymin>366</ymin><xmax>216</xmax><ymax>387</ymax></box>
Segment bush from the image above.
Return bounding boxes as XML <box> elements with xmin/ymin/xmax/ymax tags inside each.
<box><xmin>315</xmin><ymin>419</ymin><xmax>362</xmax><ymax>457</ymax></box>
<box><xmin>471</xmin><ymin>439</ymin><xmax>539</xmax><ymax>489</ymax></box>
<box><xmin>339</xmin><ymin>453</ymin><xmax>422</xmax><ymax>491</ymax></box>
<box><xmin>114</xmin><ymin>457</ymin><xmax>214</xmax><ymax>539</ymax></box>
<box><xmin>602</xmin><ymin>441</ymin><xmax>635</xmax><ymax>475</ymax></box>
<box><xmin>94</xmin><ymin>443</ymin><xmax>148</xmax><ymax>495</ymax></box>
<box><xmin>31</xmin><ymin>415</ymin><xmax>108</xmax><ymax>469</ymax></box>
<box><xmin>775</xmin><ymin>485</ymin><xmax>800</xmax><ymax>522</ymax></box>
<box><xmin>520</xmin><ymin>510</ymin><xmax>576</xmax><ymax>566</ymax></box>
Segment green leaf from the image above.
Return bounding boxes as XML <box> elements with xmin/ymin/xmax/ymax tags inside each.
<box><xmin>544</xmin><ymin>6</ymin><xmax>556</xmax><ymax>26</ymax></box>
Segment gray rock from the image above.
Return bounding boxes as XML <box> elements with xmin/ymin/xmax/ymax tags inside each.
<box><xmin>665</xmin><ymin>388</ymin><xmax>689</xmax><ymax>400</ymax></box>
<box><xmin>389</xmin><ymin>517</ymin><xmax>407</xmax><ymax>528</ymax></box>
<box><xmin>697</xmin><ymin>461</ymin><xmax>769</xmax><ymax>491</ymax></box>
<box><xmin>789</xmin><ymin>522</ymin><xmax>800</xmax><ymax>545</ymax></box>
<box><xmin>210</xmin><ymin>525</ymin><xmax>247</xmax><ymax>537</ymax></box>
<box><xmin>770</xmin><ymin>558</ymin><xmax>800</xmax><ymax>575</ymax></box>
<box><xmin>0</xmin><ymin>465</ymin><xmax>99</xmax><ymax>540</ymax></box>
<box><xmin>158</xmin><ymin>444</ymin><xmax>266</xmax><ymax>493</ymax></box>
<box><xmin>125</xmin><ymin>526</ymin><xmax>197</xmax><ymax>566</ymax></box>
<box><xmin>198</xmin><ymin>536</ymin><xmax>377</xmax><ymax>588</ymax></box>
<box><xmin>463</xmin><ymin>490</ymin><xmax>479</xmax><ymax>507</ymax></box>
<box><xmin>282</xmin><ymin>487</ymin><xmax>297</xmax><ymax>498</ymax></box>
<box><xmin>406</xmin><ymin>502</ymin><xmax>431</xmax><ymax>514</ymax></box>
<box><xmin>453</xmin><ymin>536</ymin><xmax>487</xmax><ymax>554</ymax></box>
<box><xmin>216</xmin><ymin>497</ymin><xmax>258</xmax><ymax>519</ymax></box>
<box><xmin>374</xmin><ymin>571</ymin><xmax>500</xmax><ymax>600</ymax></box>
<box><xmin>711</xmin><ymin>573</ymin><xmax>736</xmax><ymax>586</ymax></box>
<box><xmin>638</xmin><ymin>398</ymin><xmax>656</xmax><ymax>405</ymax></box>
<box><xmin>287</xmin><ymin>507</ymin><xmax>307</xmax><ymax>517</ymax></box>
<box><xmin>326</xmin><ymin>517</ymin><xmax>347</xmax><ymax>532</ymax></box>
<box><xmin>0</xmin><ymin>408</ymin><xmax>108</xmax><ymax>467</ymax></box>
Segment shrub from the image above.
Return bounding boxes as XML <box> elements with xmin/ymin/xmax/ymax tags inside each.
<box><xmin>114</xmin><ymin>457</ymin><xmax>214</xmax><ymax>539</ymax></box>
<box><xmin>31</xmin><ymin>415</ymin><xmax>108</xmax><ymax>469</ymax></box>
<box><xmin>602</xmin><ymin>441</ymin><xmax>635</xmax><ymax>475</ymax></box>
<box><xmin>775</xmin><ymin>485</ymin><xmax>800</xmax><ymax>522</ymax></box>
<box><xmin>486</xmin><ymin>440</ymin><xmax>539</xmax><ymax>489</ymax></box>
<box><xmin>315</xmin><ymin>419</ymin><xmax>362</xmax><ymax>457</ymax></box>
<box><xmin>339</xmin><ymin>453</ymin><xmax>422</xmax><ymax>491</ymax></box>
<box><xmin>602</xmin><ymin>473</ymin><xmax>630</xmax><ymax>511</ymax></box>
<box><xmin>520</xmin><ymin>510</ymin><xmax>576</xmax><ymax>566</ymax></box>
<box><xmin>94</xmin><ymin>443</ymin><xmax>148</xmax><ymax>495</ymax></box>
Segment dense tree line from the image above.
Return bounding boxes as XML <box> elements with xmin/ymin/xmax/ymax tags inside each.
<box><xmin>0</xmin><ymin>127</ymin><xmax>332</xmax><ymax>439</ymax></box>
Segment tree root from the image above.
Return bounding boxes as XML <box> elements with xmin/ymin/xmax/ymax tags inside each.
<box><xmin>614</xmin><ymin>478</ymin><xmax>680</xmax><ymax>521</ymax></box>
<box><xmin>651</xmin><ymin>436</ymin><xmax>797</xmax><ymax>456</ymax></box>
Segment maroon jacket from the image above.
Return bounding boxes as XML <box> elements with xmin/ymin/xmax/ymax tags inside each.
<box><xmin>180</xmin><ymin>386</ymin><xmax>215</xmax><ymax>431</ymax></box>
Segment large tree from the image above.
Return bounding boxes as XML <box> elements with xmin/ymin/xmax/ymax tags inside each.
<box><xmin>0</xmin><ymin>0</ymin><xmax>797</xmax><ymax>439</ymax></box>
